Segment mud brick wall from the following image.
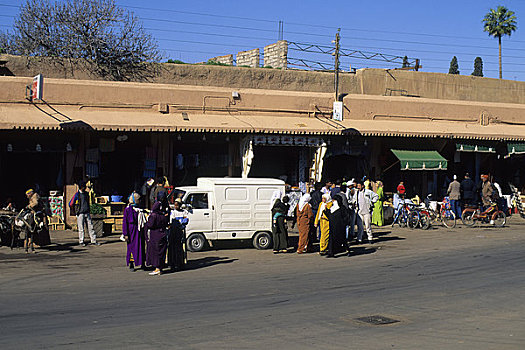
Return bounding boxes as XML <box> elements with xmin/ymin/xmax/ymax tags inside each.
<box><xmin>209</xmin><ymin>54</ymin><xmax>234</xmax><ymax>66</ymax></box>
<box><xmin>237</xmin><ymin>48</ymin><xmax>260</xmax><ymax>68</ymax></box>
<box><xmin>263</xmin><ymin>41</ymin><xmax>287</xmax><ymax>69</ymax></box>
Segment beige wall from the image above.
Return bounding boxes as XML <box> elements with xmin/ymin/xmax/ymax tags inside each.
<box><xmin>343</xmin><ymin>94</ymin><xmax>525</xmax><ymax>124</ymax></box>
<box><xmin>355</xmin><ymin>69</ymin><xmax>525</xmax><ymax>105</ymax></box>
<box><xmin>3</xmin><ymin>54</ymin><xmax>524</xmax><ymax>105</ymax></box>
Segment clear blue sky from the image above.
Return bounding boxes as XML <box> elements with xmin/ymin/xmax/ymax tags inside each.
<box><xmin>1</xmin><ymin>0</ymin><xmax>524</xmax><ymax>81</ymax></box>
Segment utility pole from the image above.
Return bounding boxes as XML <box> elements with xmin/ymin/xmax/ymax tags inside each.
<box><xmin>278</xmin><ymin>21</ymin><xmax>284</xmax><ymax>41</ymax></box>
<box><xmin>333</xmin><ymin>28</ymin><xmax>341</xmax><ymax>100</ymax></box>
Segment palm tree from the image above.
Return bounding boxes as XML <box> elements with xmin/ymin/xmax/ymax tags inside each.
<box><xmin>483</xmin><ymin>6</ymin><xmax>517</xmax><ymax>79</ymax></box>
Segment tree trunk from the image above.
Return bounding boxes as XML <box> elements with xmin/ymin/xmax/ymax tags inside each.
<box><xmin>498</xmin><ymin>35</ymin><xmax>502</xmax><ymax>79</ymax></box>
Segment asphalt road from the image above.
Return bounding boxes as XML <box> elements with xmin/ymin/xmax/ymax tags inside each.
<box><xmin>1</xmin><ymin>220</ymin><xmax>524</xmax><ymax>349</ymax></box>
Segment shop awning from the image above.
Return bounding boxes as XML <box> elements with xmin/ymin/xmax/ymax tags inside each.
<box><xmin>391</xmin><ymin>149</ymin><xmax>447</xmax><ymax>170</ymax></box>
<box><xmin>507</xmin><ymin>142</ymin><xmax>525</xmax><ymax>155</ymax></box>
<box><xmin>0</xmin><ymin>103</ymin><xmax>344</xmax><ymax>135</ymax></box>
<box><xmin>456</xmin><ymin>143</ymin><xmax>495</xmax><ymax>153</ymax></box>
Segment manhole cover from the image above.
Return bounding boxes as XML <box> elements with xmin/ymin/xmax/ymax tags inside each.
<box><xmin>355</xmin><ymin>315</ymin><xmax>400</xmax><ymax>325</ymax></box>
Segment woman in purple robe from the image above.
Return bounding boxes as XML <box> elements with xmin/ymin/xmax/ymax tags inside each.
<box><xmin>123</xmin><ymin>192</ymin><xmax>144</xmax><ymax>271</ymax></box>
<box><xmin>145</xmin><ymin>201</ymin><xmax>169</xmax><ymax>276</ymax></box>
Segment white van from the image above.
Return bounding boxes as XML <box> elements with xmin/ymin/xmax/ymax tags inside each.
<box><xmin>173</xmin><ymin>177</ymin><xmax>285</xmax><ymax>252</ymax></box>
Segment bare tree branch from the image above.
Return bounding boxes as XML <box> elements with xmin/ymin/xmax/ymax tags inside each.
<box><xmin>2</xmin><ymin>0</ymin><xmax>161</xmax><ymax>81</ymax></box>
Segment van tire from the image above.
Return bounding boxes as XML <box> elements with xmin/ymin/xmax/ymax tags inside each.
<box><xmin>253</xmin><ymin>232</ymin><xmax>272</xmax><ymax>250</ymax></box>
<box><xmin>187</xmin><ymin>233</ymin><xmax>206</xmax><ymax>252</ymax></box>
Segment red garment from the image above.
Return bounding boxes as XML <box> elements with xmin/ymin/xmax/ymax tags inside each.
<box><xmin>296</xmin><ymin>203</ymin><xmax>314</xmax><ymax>253</ymax></box>
<box><xmin>397</xmin><ymin>184</ymin><xmax>406</xmax><ymax>194</ymax></box>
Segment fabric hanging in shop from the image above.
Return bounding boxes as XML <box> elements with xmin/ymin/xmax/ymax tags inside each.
<box><xmin>241</xmin><ymin>137</ymin><xmax>254</xmax><ymax>178</ymax></box>
<box><xmin>49</xmin><ymin>196</ymin><xmax>64</xmax><ymax>220</ymax></box>
<box><xmin>99</xmin><ymin>138</ymin><xmax>115</xmax><ymax>152</ymax></box>
<box><xmin>86</xmin><ymin>162</ymin><xmax>99</xmax><ymax>177</ymax></box>
<box><xmin>455</xmin><ymin>143</ymin><xmax>495</xmax><ymax>153</ymax></box>
<box><xmin>185</xmin><ymin>154</ymin><xmax>200</xmax><ymax>168</ymax></box>
<box><xmin>86</xmin><ymin>148</ymin><xmax>99</xmax><ymax>162</ymax></box>
<box><xmin>311</xmin><ymin>142</ymin><xmax>327</xmax><ymax>182</ymax></box>
<box><xmin>507</xmin><ymin>142</ymin><xmax>525</xmax><ymax>155</ymax></box>
<box><xmin>175</xmin><ymin>154</ymin><xmax>184</xmax><ymax>170</ymax></box>
<box><xmin>391</xmin><ymin>149</ymin><xmax>447</xmax><ymax>170</ymax></box>
<box><xmin>298</xmin><ymin>148</ymin><xmax>308</xmax><ymax>193</ymax></box>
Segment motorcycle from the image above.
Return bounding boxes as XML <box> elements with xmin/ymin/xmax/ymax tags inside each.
<box><xmin>11</xmin><ymin>207</ymin><xmax>49</xmax><ymax>249</ymax></box>
<box><xmin>461</xmin><ymin>202</ymin><xmax>506</xmax><ymax>228</ymax></box>
<box><xmin>0</xmin><ymin>213</ymin><xmax>15</xmax><ymax>246</ymax></box>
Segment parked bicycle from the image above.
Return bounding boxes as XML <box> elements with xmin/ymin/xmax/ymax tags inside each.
<box><xmin>421</xmin><ymin>195</ymin><xmax>456</xmax><ymax>229</ymax></box>
<box><xmin>392</xmin><ymin>201</ymin><xmax>411</xmax><ymax>228</ymax></box>
<box><xmin>461</xmin><ymin>203</ymin><xmax>506</xmax><ymax>227</ymax></box>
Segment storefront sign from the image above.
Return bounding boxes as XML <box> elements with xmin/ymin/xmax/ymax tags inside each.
<box><xmin>253</xmin><ymin>135</ymin><xmax>267</xmax><ymax>145</ymax></box>
<box><xmin>307</xmin><ymin>137</ymin><xmax>323</xmax><ymax>147</ymax></box>
<box><xmin>267</xmin><ymin>135</ymin><xmax>280</xmax><ymax>145</ymax></box>
<box><xmin>294</xmin><ymin>136</ymin><xmax>307</xmax><ymax>146</ymax></box>
<box><xmin>251</xmin><ymin>135</ymin><xmax>325</xmax><ymax>147</ymax></box>
<box><xmin>281</xmin><ymin>135</ymin><xmax>294</xmax><ymax>145</ymax></box>
<box><xmin>32</xmin><ymin>74</ymin><xmax>43</xmax><ymax>101</ymax></box>
<box><xmin>333</xmin><ymin>101</ymin><xmax>343</xmax><ymax>121</ymax></box>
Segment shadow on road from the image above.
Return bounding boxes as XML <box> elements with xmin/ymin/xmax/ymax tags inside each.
<box><xmin>335</xmin><ymin>247</ymin><xmax>377</xmax><ymax>258</ymax></box>
<box><xmin>183</xmin><ymin>256</ymin><xmax>238</xmax><ymax>271</ymax></box>
<box><xmin>36</xmin><ymin>242</ymin><xmax>85</xmax><ymax>253</ymax></box>
<box><xmin>375</xmin><ymin>236</ymin><xmax>405</xmax><ymax>243</ymax></box>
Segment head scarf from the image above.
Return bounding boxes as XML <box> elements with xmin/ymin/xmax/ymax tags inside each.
<box><xmin>319</xmin><ymin>192</ymin><xmax>332</xmax><ymax>213</ymax></box>
<box><xmin>330</xmin><ymin>198</ymin><xmax>340</xmax><ymax>213</ymax></box>
<box><xmin>298</xmin><ymin>193</ymin><xmax>311</xmax><ymax>212</ymax></box>
<box><xmin>151</xmin><ymin>201</ymin><xmax>162</xmax><ymax>214</ymax></box>
<box><xmin>270</xmin><ymin>190</ymin><xmax>282</xmax><ymax>209</ymax></box>
<box><xmin>128</xmin><ymin>192</ymin><xmax>140</xmax><ymax>205</ymax></box>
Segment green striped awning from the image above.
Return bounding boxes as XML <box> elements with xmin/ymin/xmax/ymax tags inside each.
<box><xmin>391</xmin><ymin>149</ymin><xmax>447</xmax><ymax>170</ymax></box>
<box><xmin>507</xmin><ymin>142</ymin><xmax>525</xmax><ymax>155</ymax></box>
<box><xmin>456</xmin><ymin>143</ymin><xmax>495</xmax><ymax>153</ymax></box>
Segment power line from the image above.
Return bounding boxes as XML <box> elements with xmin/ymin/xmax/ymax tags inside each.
<box><xmin>122</xmin><ymin>5</ymin><xmax>277</xmax><ymax>24</ymax></box>
<box><xmin>149</xmin><ymin>28</ymin><xmax>273</xmax><ymax>42</ymax></box>
<box><xmin>3</xmin><ymin>1</ymin><xmax>525</xmax><ymax>46</ymax></box>
<box><xmin>110</xmin><ymin>3</ymin><xmax>525</xmax><ymax>45</ymax></box>
<box><xmin>341</xmin><ymin>44</ymin><xmax>525</xmax><ymax>60</ymax></box>
<box><xmin>2</xmin><ymin>9</ymin><xmax>525</xmax><ymax>54</ymax></box>
<box><xmin>343</xmin><ymin>36</ymin><xmax>525</xmax><ymax>52</ymax></box>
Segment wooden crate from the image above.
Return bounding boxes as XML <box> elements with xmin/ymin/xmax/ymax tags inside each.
<box><xmin>103</xmin><ymin>217</ymin><xmax>115</xmax><ymax>225</ymax></box>
<box><xmin>49</xmin><ymin>223</ymin><xmax>65</xmax><ymax>231</ymax></box>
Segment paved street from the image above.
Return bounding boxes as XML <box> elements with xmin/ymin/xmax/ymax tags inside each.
<box><xmin>1</xmin><ymin>219</ymin><xmax>525</xmax><ymax>349</ymax></box>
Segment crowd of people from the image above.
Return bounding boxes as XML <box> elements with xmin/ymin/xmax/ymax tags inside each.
<box><xmin>270</xmin><ymin>178</ymin><xmax>383</xmax><ymax>257</ymax></box>
<box><xmin>269</xmin><ymin>171</ymin><xmax>511</xmax><ymax>257</ymax></box>
<box><xmin>70</xmin><ymin>176</ymin><xmax>186</xmax><ymax>276</ymax></box>
<box><xmin>7</xmin><ymin>171</ymin><xmax>509</xmax><ymax>268</ymax></box>
<box><xmin>447</xmin><ymin>172</ymin><xmax>508</xmax><ymax>221</ymax></box>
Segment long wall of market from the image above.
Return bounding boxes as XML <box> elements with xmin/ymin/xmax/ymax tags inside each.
<box><xmin>2</xmin><ymin>57</ymin><xmax>525</xmax><ymax>229</ymax></box>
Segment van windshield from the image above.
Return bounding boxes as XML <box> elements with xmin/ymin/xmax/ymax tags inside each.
<box><xmin>170</xmin><ymin>189</ymin><xmax>186</xmax><ymax>202</ymax></box>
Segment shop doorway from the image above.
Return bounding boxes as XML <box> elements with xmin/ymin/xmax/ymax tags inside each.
<box><xmin>0</xmin><ymin>151</ymin><xmax>63</xmax><ymax>208</ymax></box>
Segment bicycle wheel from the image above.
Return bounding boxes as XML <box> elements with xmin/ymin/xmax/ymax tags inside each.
<box><xmin>420</xmin><ymin>212</ymin><xmax>431</xmax><ymax>230</ymax></box>
<box><xmin>441</xmin><ymin>209</ymin><xmax>456</xmax><ymax>229</ymax></box>
<box><xmin>461</xmin><ymin>210</ymin><xmax>475</xmax><ymax>227</ymax></box>
<box><xmin>408</xmin><ymin>211</ymin><xmax>420</xmax><ymax>229</ymax></box>
<box><xmin>398</xmin><ymin>212</ymin><xmax>408</xmax><ymax>227</ymax></box>
<box><xmin>493</xmin><ymin>211</ymin><xmax>506</xmax><ymax>227</ymax></box>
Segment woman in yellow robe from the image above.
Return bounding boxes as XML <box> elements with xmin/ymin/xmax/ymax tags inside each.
<box><xmin>372</xmin><ymin>181</ymin><xmax>385</xmax><ymax>226</ymax></box>
<box><xmin>314</xmin><ymin>193</ymin><xmax>333</xmax><ymax>255</ymax></box>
